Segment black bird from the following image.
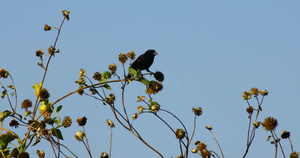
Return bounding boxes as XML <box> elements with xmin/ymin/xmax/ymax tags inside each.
<box><xmin>128</xmin><ymin>49</ymin><xmax>158</xmax><ymax>78</ymax></box>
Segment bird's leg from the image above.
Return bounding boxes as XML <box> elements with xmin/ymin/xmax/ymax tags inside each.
<box><xmin>146</xmin><ymin>69</ymin><xmax>154</xmax><ymax>75</ymax></box>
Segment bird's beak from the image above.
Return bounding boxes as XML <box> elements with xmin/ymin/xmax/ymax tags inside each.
<box><xmin>154</xmin><ymin>51</ymin><xmax>158</xmax><ymax>56</ymax></box>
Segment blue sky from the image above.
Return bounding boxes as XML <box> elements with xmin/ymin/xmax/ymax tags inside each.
<box><xmin>1</xmin><ymin>1</ymin><xmax>300</xmax><ymax>158</ymax></box>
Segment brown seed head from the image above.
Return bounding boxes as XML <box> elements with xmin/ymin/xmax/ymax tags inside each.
<box><xmin>39</xmin><ymin>88</ymin><xmax>50</xmax><ymax>101</ymax></box>
<box><xmin>0</xmin><ymin>68</ymin><xmax>9</xmax><ymax>79</ymax></box>
<box><xmin>108</xmin><ymin>63</ymin><xmax>117</xmax><ymax>74</ymax></box>
<box><xmin>154</xmin><ymin>71</ymin><xmax>164</xmax><ymax>82</ymax></box>
<box><xmin>44</xmin><ymin>24</ymin><xmax>51</xmax><ymax>31</ymax></box>
<box><xmin>175</xmin><ymin>129</ymin><xmax>185</xmax><ymax>140</ymax></box>
<box><xmin>22</xmin><ymin>99</ymin><xmax>32</xmax><ymax>109</ymax></box>
<box><xmin>192</xmin><ymin>107</ymin><xmax>202</xmax><ymax>116</ymax></box>
<box><xmin>77</xmin><ymin>116</ymin><xmax>87</xmax><ymax>126</ymax></box>
<box><xmin>242</xmin><ymin>91</ymin><xmax>251</xmax><ymax>100</ymax></box>
<box><xmin>93</xmin><ymin>72</ymin><xmax>102</xmax><ymax>81</ymax></box>
<box><xmin>250</xmin><ymin>87</ymin><xmax>259</xmax><ymax>96</ymax></box>
<box><xmin>281</xmin><ymin>130</ymin><xmax>290</xmax><ymax>139</ymax></box>
<box><xmin>118</xmin><ymin>53</ymin><xmax>128</xmax><ymax>64</ymax></box>
<box><xmin>262</xmin><ymin>117</ymin><xmax>278</xmax><ymax>131</ymax></box>
<box><xmin>127</xmin><ymin>51</ymin><xmax>135</xmax><ymax>60</ymax></box>
<box><xmin>62</xmin><ymin>116</ymin><xmax>72</xmax><ymax>128</ymax></box>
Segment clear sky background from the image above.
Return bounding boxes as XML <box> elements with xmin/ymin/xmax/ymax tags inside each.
<box><xmin>1</xmin><ymin>1</ymin><xmax>300</xmax><ymax>158</ymax></box>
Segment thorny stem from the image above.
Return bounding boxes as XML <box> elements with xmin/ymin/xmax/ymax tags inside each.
<box><xmin>83</xmin><ymin>126</ymin><xmax>92</xmax><ymax>157</ymax></box>
<box><xmin>270</xmin><ymin>131</ymin><xmax>278</xmax><ymax>158</ymax></box>
<box><xmin>209</xmin><ymin>130</ymin><xmax>224</xmax><ymax>158</ymax></box>
<box><xmin>185</xmin><ymin>115</ymin><xmax>197</xmax><ymax>157</ymax></box>
<box><xmin>121</xmin><ymin>83</ymin><xmax>130</xmax><ymax>125</ymax></box>
<box><xmin>242</xmin><ymin>96</ymin><xmax>265</xmax><ymax>158</ymax></box>
<box><xmin>8</xmin><ymin>75</ymin><xmax>18</xmax><ymax>112</ymax></box>
<box><xmin>179</xmin><ymin>139</ymin><xmax>183</xmax><ymax>157</ymax></box>
<box><xmin>288</xmin><ymin>138</ymin><xmax>294</xmax><ymax>153</ymax></box>
<box><xmin>93</xmin><ymin>85</ymin><xmax>162</xmax><ymax>157</ymax></box>
<box><xmin>50</xmin><ymin>137</ymin><xmax>78</xmax><ymax>158</ymax></box>
<box><xmin>273</xmin><ymin>132</ymin><xmax>286</xmax><ymax>158</ymax></box>
<box><xmin>83</xmin><ymin>140</ymin><xmax>92</xmax><ymax>158</ymax></box>
<box><xmin>160</xmin><ymin>109</ymin><xmax>189</xmax><ymax>145</ymax></box>
<box><xmin>50</xmin><ymin>140</ymin><xmax>59</xmax><ymax>158</ymax></box>
<box><xmin>153</xmin><ymin>113</ymin><xmax>187</xmax><ymax>148</ymax></box>
<box><xmin>109</xmin><ymin>127</ymin><xmax>113</xmax><ymax>158</ymax></box>
<box><xmin>32</xmin><ymin>17</ymin><xmax>66</xmax><ymax>118</ymax></box>
<box><xmin>0</xmin><ymin>82</ymin><xmax>14</xmax><ymax>112</ymax></box>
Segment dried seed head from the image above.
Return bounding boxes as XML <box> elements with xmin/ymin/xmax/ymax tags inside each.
<box><xmin>137</xmin><ymin>106</ymin><xmax>145</xmax><ymax>113</ymax></box>
<box><xmin>62</xmin><ymin>116</ymin><xmax>72</xmax><ymax>128</ymax></box>
<box><xmin>246</xmin><ymin>106</ymin><xmax>254</xmax><ymax>115</ymax></box>
<box><xmin>35</xmin><ymin>49</ymin><xmax>44</xmax><ymax>57</ymax></box>
<box><xmin>93</xmin><ymin>72</ymin><xmax>102</xmax><ymax>81</ymax></box>
<box><xmin>191</xmin><ymin>148</ymin><xmax>197</xmax><ymax>153</ymax></box>
<box><xmin>0</xmin><ymin>68</ymin><xmax>9</xmax><ymax>79</ymax></box>
<box><xmin>192</xmin><ymin>107</ymin><xmax>202</xmax><ymax>116</ymax></box>
<box><xmin>39</xmin><ymin>88</ymin><xmax>50</xmax><ymax>101</ymax></box>
<box><xmin>127</xmin><ymin>51</ymin><xmax>135</xmax><ymax>60</ymax></box>
<box><xmin>154</xmin><ymin>71</ymin><xmax>164</xmax><ymax>82</ymax></box>
<box><xmin>205</xmin><ymin>125</ymin><xmax>212</xmax><ymax>130</ymax></box>
<box><xmin>48</xmin><ymin>45</ymin><xmax>55</xmax><ymax>56</ymax></box>
<box><xmin>74</xmin><ymin>131</ymin><xmax>85</xmax><ymax>141</ymax></box>
<box><xmin>62</xmin><ymin>10</ymin><xmax>70</xmax><ymax>20</ymax></box>
<box><xmin>108</xmin><ymin>63</ymin><xmax>117</xmax><ymax>74</ymax></box>
<box><xmin>260</xmin><ymin>90</ymin><xmax>268</xmax><ymax>96</ymax></box>
<box><xmin>9</xmin><ymin>119</ymin><xmax>19</xmax><ymax>128</ymax></box>
<box><xmin>118</xmin><ymin>53</ymin><xmax>128</xmax><ymax>64</ymax></box>
<box><xmin>77</xmin><ymin>116</ymin><xmax>87</xmax><ymax>126</ymax></box>
<box><xmin>262</xmin><ymin>117</ymin><xmax>278</xmax><ymax>131</ymax></box>
<box><xmin>100</xmin><ymin>152</ymin><xmax>109</xmax><ymax>158</ymax></box>
<box><xmin>146</xmin><ymin>81</ymin><xmax>163</xmax><ymax>94</ymax></box>
<box><xmin>79</xmin><ymin>68</ymin><xmax>86</xmax><ymax>77</ymax></box>
<box><xmin>281</xmin><ymin>130</ymin><xmax>290</xmax><ymax>139</ymax></box>
<box><xmin>36</xmin><ymin>150</ymin><xmax>45</xmax><ymax>158</ymax></box>
<box><xmin>137</xmin><ymin>95</ymin><xmax>145</xmax><ymax>102</ymax></box>
<box><xmin>78</xmin><ymin>87</ymin><xmax>84</xmax><ymax>95</ymax></box>
<box><xmin>22</xmin><ymin>99</ymin><xmax>32</xmax><ymax>109</ymax></box>
<box><xmin>253</xmin><ymin>121</ymin><xmax>261</xmax><ymax>128</ymax></box>
<box><xmin>242</xmin><ymin>91</ymin><xmax>251</xmax><ymax>100</ymax></box>
<box><xmin>44</xmin><ymin>24</ymin><xmax>51</xmax><ymax>31</ymax></box>
<box><xmin>132</xmin><ymin>113</ymin><xmax>139</xmax><ymax>120</ymax></box>
<box><xmin>250</xmin><ymin>87</ymin><xmax>259</xmax><ymax>96</ymax></box>
<box><xmin>19</xmin><ymin>152</ymin><xmax>30</xmax><ymax>158</ymax></box>
<box><xmin>175</xmin><ymin>129</ymin><xmax>185</xmax><ymax>140</ymax></box>
<box><xmin>290</xmin><ymin>152</ymin><xmax>299</xmax><ymax>158</ymax></box>
<box><xmin>106</xmin><ymin>119</ymin><xmax>115</xmax><ymax>127</ymax></box>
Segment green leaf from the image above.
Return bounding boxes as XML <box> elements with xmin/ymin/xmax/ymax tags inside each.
<box><xmin>53</xmin><ymin>118</ymin><xmax>61</xmax><ymax>126</ymax></box>
<box><xmin>52</xmin><ymin>129</ymin><xmax>64</xmax><ymax>140</ymax></box>
<box><xmin>139</xmin><ymin>78</ymin><xmax>149</xmax><ymax>85</ymax></box>
<box><xmin>129</xmin><ymin>67</ymin><xmax>137</xmax><ymax>77</ymax></box>
<box><xmin>24</xmin><ymin>110</ymin><xmax>32</xmax><ymax>119</ymax></box>
<box><xmin>102</xmin><ymin>71</ymin><xmax>111</xmax><ymax>79</ymax></box>
<box><xmin>56</xmin><ymin>105</ymin><xmax>63</xmax><ymax>112</ymax></box>
<box><xmin>100</xmin><ymin>78</ymin><xmax>108</xmax><ymax>83</ymax></box>
<box><xmin>0</xmin><ymin>132</ymin><xmax>17</xmax><ymax>149</ymax></box>
<box><xmin>0</xmin><ymin>110</ymin><xmax>12</xmax><ymax>122</ymax></box>
<box><xmin>103</xmin><ymin>84</ymin><xmax>111</xmax><ymax>90</ymax></box>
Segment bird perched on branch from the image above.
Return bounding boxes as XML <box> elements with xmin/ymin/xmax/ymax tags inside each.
<box><xmin>128</xmin><ymin>49</ymin><xmax>158</xmax><ymax>78</ymax></box>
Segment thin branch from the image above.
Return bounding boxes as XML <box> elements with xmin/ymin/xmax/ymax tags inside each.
<box><xmin>109</xmin><ymin>127</ymin><xmax>113</xmax><ymax>158</ymax></box>
<box><xmin>209</xmin><ymin>130</ymin><xmax>224</xmax><ymax>158</ymax></box>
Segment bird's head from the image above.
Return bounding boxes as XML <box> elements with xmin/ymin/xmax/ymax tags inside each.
<box><xmin>146</xmin><ymin>49</ymin><xmax>158</xmax><ymax>57</ymax></box>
